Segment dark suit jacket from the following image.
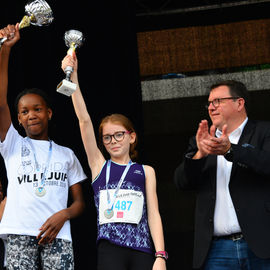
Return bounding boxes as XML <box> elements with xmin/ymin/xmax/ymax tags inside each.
<box><xmin>174</xmin><ymin>120</ymin><xmax>270</xmax><ymax>269</ymax></box>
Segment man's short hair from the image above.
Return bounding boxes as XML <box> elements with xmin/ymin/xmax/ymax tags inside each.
<box><xmin>210</xmin><ymin>80</ymin><xmax>250</xmax><ymax>114</ymax></box>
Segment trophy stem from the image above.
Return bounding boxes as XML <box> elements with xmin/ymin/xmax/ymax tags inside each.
<box><xmin>0</xmin><ymin>37</ymin><xmax>8</xmax><ymax>50</ymax></box>
<box><xmin>65</xmin><ymin>66</ymin><xmax>74</xmax><ymax>81</ymax></box>
<box><xmin>0</xmin><ymin>37</ymin><xmax>8</xmax><ymax>45</ymax></box>
<box><xmin>67</xmin><ymin>43</ymin><xmax>76</xmax><ymax>56</ymax></box>
<box><xmin>19</xmin><ymin>15</ymin><xmax>35</xmax><ymax>29</ymax></box>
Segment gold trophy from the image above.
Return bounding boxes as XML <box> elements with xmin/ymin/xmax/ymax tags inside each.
<box><xmin>56</xmin><ymin>30</ymin><xmax>84</xmax><ymax>96</ymax></box>
<box><xmin>0</xmin><ymin>0</ymin><xmax>54</xmax><ymax>49</ymax></box>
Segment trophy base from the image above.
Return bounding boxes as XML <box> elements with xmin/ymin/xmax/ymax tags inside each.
<box><xmin>56</xmin><ymin>79</ymin><xmax>77</xmax><ymax>96</ymax></box>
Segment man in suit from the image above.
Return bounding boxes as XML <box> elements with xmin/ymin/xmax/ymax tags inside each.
<box><xmin>174</xmin><ymin>80</ymin><xmax>270</xmax><ymax>269</ymax></box>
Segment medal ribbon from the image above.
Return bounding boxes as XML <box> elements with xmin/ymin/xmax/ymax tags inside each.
<box><xmin>106</xmin><ymin>159</ymin><xmax>132</xmax><ymax>210</ymax></box>
<box><xmin>26</xmin><ymin>137</ymin><xmax>53</xmax><ymax>189</ymax></box>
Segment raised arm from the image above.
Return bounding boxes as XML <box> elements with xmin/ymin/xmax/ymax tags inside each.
<box><xmin>61</xmin><ymin>53</ymin><xmax>105</xmax><ymax>179</ymax></box>
<box><xmin>0</xmin><ymin>24</ymin><xmax>20</xmax><ymax>142</ymax></box>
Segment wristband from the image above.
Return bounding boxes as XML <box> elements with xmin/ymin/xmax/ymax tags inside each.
<box><xmin>155</xmin><ymin>251</ymin><xmax>168</xmax><ymax>260</ymax></box>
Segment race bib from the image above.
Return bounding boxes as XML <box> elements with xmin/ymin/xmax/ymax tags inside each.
<box><xmin>99</xmin><ymin>189</ymin><xmax>144</xmax><ymax>225</ymax></box>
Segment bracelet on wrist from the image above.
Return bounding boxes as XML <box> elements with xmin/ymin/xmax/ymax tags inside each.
<box><xmin>155</xmin><ymin>251</ymin><xmax>168</xmax><ymax>260</ymax></box>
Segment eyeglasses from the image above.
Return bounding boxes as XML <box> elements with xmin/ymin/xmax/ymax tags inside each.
<box><xmin>102</xmin><ymin>131</ymin><xmax>131</xmax><ymax>144</ymax></box>
<box><xmin>206</xmin><ymin>97</ymin><xmax>240</xmax><ymax>109</ymax></box>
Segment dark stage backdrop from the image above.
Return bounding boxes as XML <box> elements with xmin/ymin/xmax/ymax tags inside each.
<box><xmin>1</xmin><ymin>1</ymin><xmax>143</xmax><ymax>269</ymax></box>
<box><xmin>4</xmin><ymin>2</ymin><xmax>270</xmax><ymax>270</ymax></box>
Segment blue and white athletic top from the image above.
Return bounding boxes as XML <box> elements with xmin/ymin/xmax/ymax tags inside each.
<box><xmin>92</xmin><ymin>160</ymin><xmax>153</xmax><ymax>254</ymax></box>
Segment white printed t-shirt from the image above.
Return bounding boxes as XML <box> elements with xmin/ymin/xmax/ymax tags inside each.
<box><xmin>0</xmin><ymin>124</ymin><xmax>87</xmax><ymax>241</ymax></box>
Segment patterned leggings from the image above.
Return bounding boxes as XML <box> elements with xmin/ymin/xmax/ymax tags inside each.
<box><xmin>6</xmin><ymin>234</ymin><xmax>74</xmax><ymax>270</ymax></box>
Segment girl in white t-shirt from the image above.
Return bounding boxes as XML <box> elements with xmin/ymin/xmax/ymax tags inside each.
<box><xmin>0</xmin><ymin>24</ymin><xmax>86</xmax><ymax>270</ymax></box>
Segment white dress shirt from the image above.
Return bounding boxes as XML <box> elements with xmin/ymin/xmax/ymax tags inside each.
<box><xmin>213</xmin><ymin>118</ymin><xmax>248</xmax><ymax>236</ymax></box>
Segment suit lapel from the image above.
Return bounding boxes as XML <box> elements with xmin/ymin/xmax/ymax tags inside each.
<box><xmin>230</xmin><ymin>120</ymin><xmax>256</xmax><ymax>178</ymax></box>
<box><xmin>205</xmin><ymin>154</ymin><xmax>217</xmax><ymax>189</ymax></box>
<box><xmin>238</xmin><ymin>120</ymin><xmax>256</xmax><ymax>146</ymax></box>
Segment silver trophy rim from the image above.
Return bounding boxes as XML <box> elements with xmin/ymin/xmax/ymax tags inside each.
<box><xmin>64</xmin><ymin>30</ymin><xmax>84</xmax><ymax>48</ymax></box>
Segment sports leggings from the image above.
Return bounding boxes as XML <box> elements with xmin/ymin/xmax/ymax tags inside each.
<box><xmin>97</xmin><ymin>240</ymin><xmax>154</xmax><ymax>270</ymax></box>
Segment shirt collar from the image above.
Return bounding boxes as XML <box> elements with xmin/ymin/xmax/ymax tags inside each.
<box><xmin>216</xmin><ymin>117</ymin><xmax>248</xmax><ymax>140</ymax></box>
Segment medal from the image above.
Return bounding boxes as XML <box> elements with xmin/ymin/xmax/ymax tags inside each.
<box><xmin>105</xmin><ymin>160</ymin><xmax>132</xmax><ymax>211</ymax></box>
<box><xmin>23</xmin><ymin>137</ymin><xmax>53</xmax><ymax>197</ymax></box>
<box><xmin>35</xmin><ymin>187</ymin><xmax>46</xmax><ymax>197</ymax></box>
<box><xmin>104</xmin><ymin>209</ymin><xmax>114</xmax><ymax>219</ymax></box>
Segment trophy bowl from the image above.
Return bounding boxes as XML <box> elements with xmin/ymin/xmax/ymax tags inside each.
<box><xmin>64</xmin><ymin>30</ymin><xmax>84</xmax><ymax>50</ymax></box>
<box><xmin>20</xmin><ymin>0</ymin><xmax>54</xmax><ymax>29</ymax></box>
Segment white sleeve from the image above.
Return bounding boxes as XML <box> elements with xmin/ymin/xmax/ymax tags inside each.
<box><xmin>0</xmin><ymin>124</ymin><xmax>22</xmax><ymax>159</ymax></box>
<box><xmin>67</xmin><ymin>150</ymin><xmax>87</xmax><ymax>187</ymax></box>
